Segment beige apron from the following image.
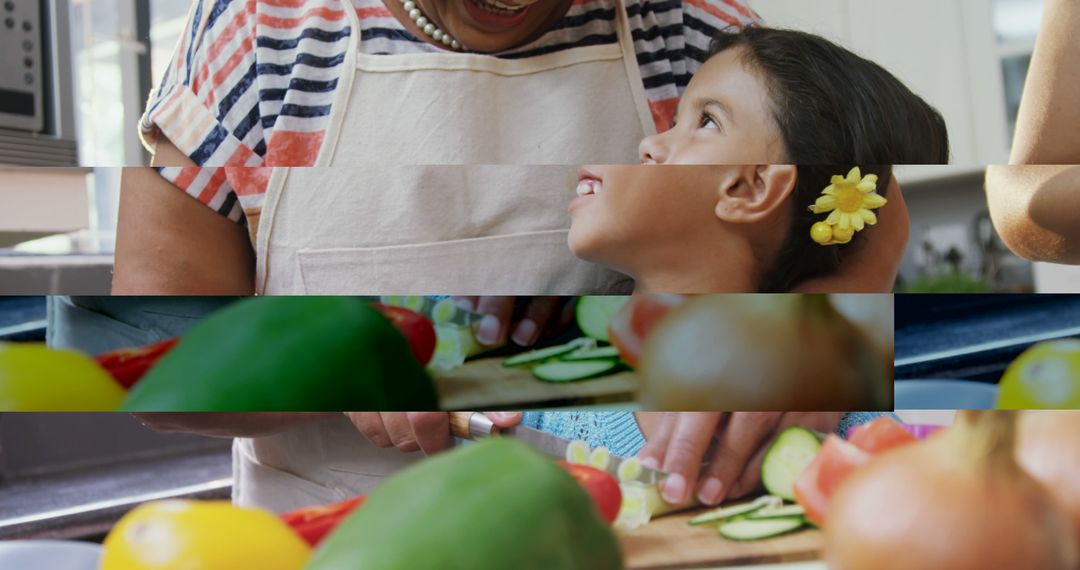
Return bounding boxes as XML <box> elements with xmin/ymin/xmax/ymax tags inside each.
<box><xmin>237</xmin><ymin>0</ymin><xmax>652</xmax><ymax>511</ymax></box>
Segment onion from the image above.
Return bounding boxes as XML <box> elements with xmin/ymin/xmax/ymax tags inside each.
<box><xmin>638</xmin><ymin>295</ymin><xmax>890</xmax><ymax>410</ymax></box>
<box><xmin>1016</xmin><ymin>411</ymin><xmax>1080</xmax><ymax>549</ymax></box>
<box><xmin>825</xmin><ymin>411</ymin><xmax>1078</xmax><ymax>570</ymax></box>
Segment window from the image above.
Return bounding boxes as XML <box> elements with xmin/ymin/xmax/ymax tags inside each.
<box><xmin>992</xmin><ymin>0</ymin><xmax>1043</xmax><ymax>142</ymax></box>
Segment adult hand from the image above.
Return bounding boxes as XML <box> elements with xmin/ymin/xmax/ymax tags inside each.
<box><xmin>637</xmin><ymin>412</ymin><xmax>843</xmax><ymax>506</ymax></box>
<box><xmin>345</xmin><ymin>412</ymin><xmax>522</xmax><ymax>455</ymax></box>
<box><xmin>454</xmin><ymin>296</ymin><xmax>576</xmax><ymax>347</ymax></box>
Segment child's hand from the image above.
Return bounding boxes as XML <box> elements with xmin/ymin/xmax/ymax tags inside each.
<box><xmin>454</xmin><ymin>297</ymin><xmax>576</xmax><ymax>347</ymax></box>
<box><xmin>637</xmin><ymin>412</ymin><xmax>843</xmax><ymax>506</ymax></box>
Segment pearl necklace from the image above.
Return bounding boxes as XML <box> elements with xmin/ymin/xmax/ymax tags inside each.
<box><xmin>399</xmin><ymin>0</ymin><xmax>464</xmax><ymax>51</ymax></box>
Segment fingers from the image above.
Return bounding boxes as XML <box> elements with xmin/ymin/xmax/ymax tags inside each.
<box><xmin>512</xmin><ymin>297</ymin><xmax>560</xmax><ymax>347</ymax></box>
<box><xmin>380</xmin><ymin>413</ymin><xmax>421</xmax><ymax>453</ymax></box>
<box><xmin>637</xmin><ymin>412</ymin><xmax>677</xmax><ymax>470</ymax></box>
<box><xmin>696</xmin><ymin>413</ymin><xmax>781</xmax><ymax>506</ymax></box>
<box><xmin>346</xmin><ymin>412</ymin><xmax>393</xmax><ymax>448</ymax></box>
<box><xmin>657</xmin><ymin>412</ymin><xmax>724</xmax><ymax>505</ymax></box>
<box><xmin>407</xmin><ymin>412</ymin><xmax>455</xmax><ymax>455</ymax></box>
<box><xmin>484</xmin><ymin>411</ymin><xmax>523</xmax><ymax>428</ymax></box>
<box><xmin>474</xmin><ymin>296</ymin><xmax>515</xmax><ymax>347</ymax></box>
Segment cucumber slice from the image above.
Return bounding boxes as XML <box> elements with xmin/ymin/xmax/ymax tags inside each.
<box><xmin>687</xmin><ymin>496</ymin><xmax>778</xmax><ymax>526</ymax></box>
<box><xmin>502</xmin><ymin>342</ymin><xmax>581</xmax><ymax>367</ymax></box>
<box><xmin>565</xmin><ymin>440</ymin><xmax>591</xmax><ymax>465</ymax></box>
<box><xmin>718</xmin><ymin>517</ymin><xmax>806</xmax><ymax>541</ymax></box>
<box><xmin>761</xmin><ymin>426</ymin><xmax>823</xmax><ymax>501</ymax></box>
<box><xmin>563</xmin><ymin>346</ymin><xmax>621</xmax><ymax>361</ymax></box>
<box><xmin>532</xmin><ymin>359</ymin><xmax>619</xmax><ymax>383</ymax></box>
<box><xmin>747</xmin><ymin>504</ymin><xmax>806</xmax><ymax>520</ymax></box>
<box><xmin>576</xmin><ymin>297</ymin><xmax>629</xmax><ymax>342</ymax></box>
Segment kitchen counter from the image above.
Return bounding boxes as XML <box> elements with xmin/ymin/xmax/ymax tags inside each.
<box><xmin>0</xmin><ymin>255</ymin><xmax>112</xmax><ymax>295</ymax></box>
<box><xmin>0</xmin><ymin>449</ymin><xmax>232</xmax><ymax>540</ymax></box>
<box><xmin>895</xmin><ymin>295</ymin><xmax>1080</xmax><ymax>380</ymax></box>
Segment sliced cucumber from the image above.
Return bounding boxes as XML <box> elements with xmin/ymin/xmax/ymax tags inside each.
<box><xmin>747</xmin><ymin>504</ymin><xmax>806</xmax><ymax>520</ymax></box>
<box><xmin>563</xmin><ymin>346</ymin><xmax>621</xmax><ymax>361</ymax></box>
<box><xmin>532</xmin><ymin>359</ymin><xmax>620</xmax><ymax>383</ymax></box>
<box><xmin>502</xmin><ymin>342</ymin><xmax>581</xmax><ymax>367</ymax></box>
<box><xmin>761</xmin><ymin>426</ymin><xmax>823</xmax><ymax>501</ymax></box>
<box><xmin>718</xmin><ymin>517</ymin><xmax>806</xmax><ymax>541</ymax></box>
<box><xmin>576</xmin><ymin>296</ymin><xmax>629</xmax><ymax>343</ymax></box>
<box><xmin>687</xmin><ymin>496</ymin><xmax>778</xmax><ymax>526</ymax></box>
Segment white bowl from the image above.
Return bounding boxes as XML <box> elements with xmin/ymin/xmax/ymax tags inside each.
<box><xmin>0</xmin><ymin>541</ymin><xmax>102</xmax><ymax>570</ymax></box>
<box><xmin>894</xmin><ymin>379</ymin><xmax>999</xmax><ymax>409</ymax></box>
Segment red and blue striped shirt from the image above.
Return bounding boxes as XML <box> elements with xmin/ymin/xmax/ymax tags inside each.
<box><xmin>140</xmin><ymin>0</ymin><xmax>759</xmax><ymax>230</ymax></box>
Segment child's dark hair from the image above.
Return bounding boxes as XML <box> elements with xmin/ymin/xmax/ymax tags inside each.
<box><xmin>707</xmin><ymin>27</ymin><xmax>949</xmax><ymax>291</ymax></box>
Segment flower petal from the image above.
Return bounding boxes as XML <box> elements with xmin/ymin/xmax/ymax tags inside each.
<box><xmin>863</xmin><ymin>193</ymin><xmax>887</xmax><ymax>209</ymax></box>
<box><xmin>852</xmin><ymin>214</ymin><xmax>865</xmax><ymax>231</ymax></box>
<box><xmin>837</xmin><ymin>212</ymin><xmax>851</xmax><ymax>230</ymax></box>
<box><xmin>859</xmin><ymin>209</ymin><xmax>878</xmax><ymax>225</ymax></box>
<box><xmin>826</xmin><ymin>210</ymin><xmax>842</xmax><ymax>226</ymax></box>
<box><xmin>846</xmin><ymin>167</ymin><xmax>861</xmax><ymax>182</ymax></box>
<box><xmin>814</xmin><ymin>195</ymin><xmax>838</xmax><ymax>211</ymax></box>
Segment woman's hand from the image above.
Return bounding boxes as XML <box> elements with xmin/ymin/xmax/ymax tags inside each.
<box><xmin>345</xmin><ymin>412</ymin><xmax>522</xmax><ymax>455</ymax></box>
<box><xmin>637</xmin><ymin>412</ymin><xmax>843</xmax><ymax>506</ymax></box>
<box><xmin>453</xmin><ymin>297</ymin><xmax>576</xmax><ymax>348</ymax></box>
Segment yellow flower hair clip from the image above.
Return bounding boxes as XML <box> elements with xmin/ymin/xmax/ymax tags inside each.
<box><xmin>808</xmin><ymin>166</ymin><xmax>887</xmax><ymax>246</ymax></box>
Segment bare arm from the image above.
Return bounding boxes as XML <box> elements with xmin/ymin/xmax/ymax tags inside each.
<box><xmin>795</xmin><ymin>175</ymin><xmax>908</xmax><ymax>293</ymax></box>
<box><xmin>113</xmin><ymin>137</ymin><xmax>256</xmax><ymax>295</ymax></box>
<box><xmin>985</xmin><ymin>165</ymin><xmax>1080</xmax><ymax>264</ymax></box>
<box><xmin>133</xmin><ymin>413</ymin><xmax>338</xmax><ymax>438</ymax></box>
<box><xmin>1010</xmin><ymin>0</ymin><xmax>1080</xmax><ymax>164</ymax></box>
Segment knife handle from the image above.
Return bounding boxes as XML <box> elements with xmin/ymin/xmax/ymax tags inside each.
<box><xmin>449</xmin><ymin>412</ymin><xmax>498</xmax><ymax>440</ymax></box>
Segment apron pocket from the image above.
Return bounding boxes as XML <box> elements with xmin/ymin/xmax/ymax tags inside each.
<box><xmin>296</xmin><ymin>230</ymin><xmax>633</xmax><ymax>295</ymax></box>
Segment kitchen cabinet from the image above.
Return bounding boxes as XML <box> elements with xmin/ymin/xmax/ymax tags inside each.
<box><xmin>749</xmin><ymin>0</ymin><xmax>1011</xmax><ymax>169</ymax></box>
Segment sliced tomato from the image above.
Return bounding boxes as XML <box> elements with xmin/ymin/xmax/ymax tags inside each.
<box><xmin>281</xmin><ymin>496</ymin><xmax>366</xmax><ymax>547</ymax></box>
<box><xmin>847</xmin><ymin>417</ymin><xmax>917</xmax><ymax>454</ymax></box>
<box><xmin>794</xmin><ymin>449</ymin><xmax>829</xmax><ymax>527</ymax></box>
<box><xmin>795</xmin><ymin>435</ymin><xmax>872</xmax><ymax>526</ymax></box>
<box><xmin>557</xmin><ymin>461</ymin><xmax>622</xmax><ymax>525</ymax></box>
<box><xmin>95</xmin><ymin>338</ymin><xmax>181</xmax><ymax>390</ymax></box>
<box><xmin>371</xmin><ymin>304</ymin><xmax>436</xmax><ymax>366</ymax></box>
<box><xmin>608</xmin><ymin>294</ymin><xmax>686</xmax><ymax>368</ymax></box>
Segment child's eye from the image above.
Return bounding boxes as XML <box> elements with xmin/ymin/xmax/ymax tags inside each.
<box><xmin>699</xmin><ymin>114</ymin><xmax>721</xmax><ymax>130</ymax></box>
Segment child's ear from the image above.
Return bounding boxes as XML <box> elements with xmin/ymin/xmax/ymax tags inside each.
<box><xmin>714</xmin><ymin>165</ymin><xmax>798</xmax><ymax>224</ymax></box>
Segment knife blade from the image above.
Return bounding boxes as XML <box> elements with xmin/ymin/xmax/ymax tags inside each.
<box><xmin>448</xmin><ymin>412</ymin><xmax>670</xmax><ymax>486</ymax></box>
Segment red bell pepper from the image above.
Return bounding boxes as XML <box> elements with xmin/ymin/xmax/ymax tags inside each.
<box><xmin>95</xmin><ymin>338</ymin><xmax>180</xmax><ymax>390</ymax></box>
<box><xmin>281</xmin><ymin>496</ymin><xmax>366</xmax><ymax>547</ymax></box>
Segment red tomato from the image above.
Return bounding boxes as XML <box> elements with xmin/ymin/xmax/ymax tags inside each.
<box><xmin>281</xmin><ymin>496</ymin><xmax>366</xmax><ymax>547</ymax></box>
<box><xmin>557</xmin><ymin>461</ymin><xmax>622</xmax><ymax>525</ymax></box>
<box><xmin>609</xmin><ymin>294</ymin><xmax>686</xmax><ymax>368</ymax></box>
<box><xmin>371</xmin><ymin>304</ymin><xmax>436</xmax><ymax>366</ymax></box>
<box><xmin>95</xmin><ymin>338</ymin><xmax>181</xmax><ymax>389</ymax></box>
<box><xmin>847</xmin><ymin>417</ymin><xmax>917</xmax><ymax>454</ymax></box>
<box><xmin>794</xmin><ymin>450</ymin><xmax>829</xmax><ymax>527</ymax></box>
<box><xmin>795</xmin><ymin>435</ymin><xmax>871</xmax><ymax>526</ymax></box>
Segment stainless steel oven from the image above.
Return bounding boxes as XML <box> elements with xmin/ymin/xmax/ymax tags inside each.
<box><xmin>0</xmin><ymin>0</ymin><xmax>77</xmax><ymax>166</ymax></box>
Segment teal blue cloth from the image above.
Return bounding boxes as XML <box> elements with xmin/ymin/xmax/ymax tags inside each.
<box><xmin>522</xmin><ymin>412</ymin><xmax>891</xmax><ymax>458</ymax></box>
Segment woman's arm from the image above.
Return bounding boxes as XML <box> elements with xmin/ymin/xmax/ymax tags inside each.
<box><xmin>133</xmin><ymin>413</ymin><xmax>337</xmax><ymax>438</ymax></box>
<box><xmin>794</xmin><ymin>176</ymin><xmax>908</xmax><ymax>293</ymax></box>
<box><xmin>1009</xmin><ymin>0</ymin><xmax>1080</xmax><ymax>164</ymax></box>
<box><xmin>113</xmin><ymin>137</ymin><xmax>256</xmax><ymax>295</ymax></box>
<box><xmin>985</xmin><ymin>165</ymin><xmax>1080</xmax><ymax>263</ymax></box>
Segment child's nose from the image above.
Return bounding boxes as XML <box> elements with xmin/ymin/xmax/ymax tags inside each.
<box><xmin>638</xmin><ymin>133</ymin><xmax>668</xmax><ymax>164</ymax></box>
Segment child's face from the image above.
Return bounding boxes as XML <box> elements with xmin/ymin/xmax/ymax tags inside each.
<box><xmin>639</xmin><ymin>47</ymin><xmax>786</xmax><ymax>165</ymax></box>
<box><xmin>568</xmin><ymin>48</ymin><xmax>787</xmax><ymax>273</ymax></box>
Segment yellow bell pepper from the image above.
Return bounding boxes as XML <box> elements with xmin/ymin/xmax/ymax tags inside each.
<box><xmin>101</xmin><ymin>500</ymin><xmax>311</xmax><ymax>570</ymax></box>
<box><xmin>0</xmin><ymin>343</ymin><xmax>124</xmax><ymax>411</ymax></box>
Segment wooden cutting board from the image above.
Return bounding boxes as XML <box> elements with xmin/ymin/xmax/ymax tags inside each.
<box><xmin>621</xmin><ymin>509</ymin><xmax>822</xmax><ymax>569</ymax></box>
<box><xmin>435</xmin><ymin>356</ymin><xmax>638</xmax><ymax>409</ymax></box>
